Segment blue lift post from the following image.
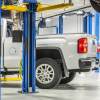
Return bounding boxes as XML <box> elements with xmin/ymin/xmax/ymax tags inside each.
<box><xmin>0</xmin><ymin>0</ymin><xmax>1</xmax><ymax>69</ymax></box>
<box><xmin>22</xmin><ymin>0</ymin><xmax>37</xmax><ymax>93</ymax></box>
<box><xmin>0</xmin><ymin>0</ymin><xmax>1</xmax><ymax>97</ymax></box>
<box><xmin>58</xmin><ymin>15</ymin><xmax>63</xmax><ymax>34</ymax></box>
<box><xmin>83</xmin><ymin>13</ymin><xmax>92</xmax><ymax>35</ymax></box>
<box><xmin>95</xmin><ymin>12</ymin><xmax>100</xmax><ymax>72</ymax></box>
<box><xmin>87</xmin><ymin>13</ymin><xmax>92</xmax><ymax>35</ymax></box>
<box><xmin>95</xmin><ymin>12</ymin><xmax>100</xmax><ymax>59</ymax></box>
<box><xmin>83</xmin><ymin>15</ymin><xmax>87</xmax><ymax>33</ymax></box>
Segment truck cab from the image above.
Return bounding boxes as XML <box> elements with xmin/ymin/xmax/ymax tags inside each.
<box><xmin>1</xmin><ymin>18</ymin><xmax>22</xmax><ymax>72</ymax></box>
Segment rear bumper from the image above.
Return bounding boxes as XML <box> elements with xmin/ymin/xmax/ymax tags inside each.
<box><xmin>79</xmin><ymin>57</ymin><xmax>99</xmax><ymax>69</ymax></box>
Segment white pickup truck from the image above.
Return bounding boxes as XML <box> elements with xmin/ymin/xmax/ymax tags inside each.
<box><xmin>1</xmin><ymin>18</ymin><xmax>99</xmax><ymax>89</ymax></box>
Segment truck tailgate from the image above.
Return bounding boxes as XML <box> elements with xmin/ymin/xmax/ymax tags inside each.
<box><xmin>87</xmin><ymin>35</ymin><xmax>97</xmax><ymax>57</ymax></box>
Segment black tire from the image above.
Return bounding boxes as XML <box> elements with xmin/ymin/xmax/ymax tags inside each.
<box><xmin>60</xmin><ymin>71</ymin><xmax>76</xmax><ymax>84</ymax></box>
<box><xmin>90</xmin><ymin>0</ymin><xmax>100</xmax><ymax>12</ymax></box>
<box><xmin>36</xmin><ymin>58</ymin><xmax>62</xmax><ymax>89</ymax></box>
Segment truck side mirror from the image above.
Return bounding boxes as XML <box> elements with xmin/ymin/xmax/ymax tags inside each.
<box><xmin>12</xmin><ymin>30</ymin><xmax>22</xmax><ymax>43</ymax></box>
<box><xmin>90</xmin><ymin>0</ymin><xmax>100</xmax><ymax>12</ymax></box>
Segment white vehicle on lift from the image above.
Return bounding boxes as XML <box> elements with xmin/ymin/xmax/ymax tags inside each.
<box><xmin>1</xmin><ymin>18</ymin><xmax>99</xmax><ymax>89</ymax></box>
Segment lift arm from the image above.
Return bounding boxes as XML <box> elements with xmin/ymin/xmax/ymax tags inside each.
<box><xmin>37</xmin><ymin>3</ymin><xmax>73</xmax><ymax>12</ymax></box>
<box><xmin>1</xmin><ymin>4</ymin><xmax>27</xmax><ymax>12</ymax></box>
<box><xmin>1</xmin><ymin>3</ymin><xmax>73</xmax><ymax>12</ymax></box>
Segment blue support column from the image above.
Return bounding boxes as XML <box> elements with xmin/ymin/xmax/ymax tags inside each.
<box><xmin>0</xmin><ymin>0</ymin><xmax>1</xmax><ymax>66</ymax></box>
<box><xmin>83</xmin><ymin>15</ymin><xmax>87</xmax><ymax>33</ymax></box>
<box><xmin>58</xmin><ymin>15</ymin><xmax>63</xmax><ymax>34</ymax></box>
<box><xmin>22</xmin><ymin>0</ymin><xmax>37</xmax><ymax>93</ymax></box>
<box><xmin>83</xmin><ymin>14</ymin><xmax>92</xmax><ymax>35</ymax></box>
<box><xmin>95</xmin><ymin>12</ymin><xmax>100</xmax><ymax>59</ymax></box>
<box><xmin>30</xmin><ymin>4</ymin><xmax>36</xmax><ymax>92</ymax></box>
<box><xmin>87</xmin><ymin>13</ymin><xmax>92</xmax><ymax>35</ymax></box>
<box><xmin>22</xmin><ymin>11</ymin><xmax>29</xmax><ymax>93</ymax></box>
<box><xmin>0</xmin><ymin>0</ymin><xmax>2</xmax><ymax>98</ymax></box>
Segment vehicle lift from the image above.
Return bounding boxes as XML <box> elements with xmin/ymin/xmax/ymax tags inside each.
<box><xmin>0</xmin><ymin>0</ymin><xmax>73</xmax><ymax>93</ymax></box>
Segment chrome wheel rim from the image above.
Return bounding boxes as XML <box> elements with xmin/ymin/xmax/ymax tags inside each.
<box><xmin>36</xmin><ymin>64</ymin><xmax>54</xmax><ymax>84</ymax></box>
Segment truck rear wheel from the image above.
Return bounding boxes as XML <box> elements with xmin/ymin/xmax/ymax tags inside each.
<box><xmin>60</xmin><ymin>71</ymin><xmax>76</xmax><ymax>84</ymax></box>
<box><xmin>36</xmin><ymin>58</ymin><xmax>62</xmax><ymax>89</ymax></box>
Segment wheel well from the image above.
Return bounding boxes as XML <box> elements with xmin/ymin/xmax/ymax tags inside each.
<box><xmin>36</xmin><ymin>49</ymin><xmax>65</xmax><ymax>76</ymax></box>
<box><xmin>37</xmin><ymin>49</ymin><xmax>61</xmax><ymax>60</ymax></box>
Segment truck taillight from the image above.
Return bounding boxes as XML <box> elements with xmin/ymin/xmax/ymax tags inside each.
<box><xmin>97</xmin><ymin>45</ymin><xmax>100</xmax><ymax>53</ymax></box>
<box><xmin>78</xmin><ymin>38</ymin><xmax>88</xmax><ymax>53</ymax></box>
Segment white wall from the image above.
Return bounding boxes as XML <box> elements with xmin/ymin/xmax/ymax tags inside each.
<box><xmin>38</xmin><ymin>15</ymin><xmax>84</xmax><ymax>35</ymax></box>
<box><xmin>38</xmin><ymin>17</ymin><xmax>59</xmax><ymax>35</ymax></box>
<box><xmin>37</xmin><ymin>0</ymin><xmax>96</xmax><ymax>35</ymax></box>
<box><xmin>63</xmin><ymin>15</ymin><xmax>83</xmax><ymax>33</ymax></box>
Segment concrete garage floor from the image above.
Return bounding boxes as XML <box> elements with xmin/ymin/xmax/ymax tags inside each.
<box><xmin>1</xmin><ymin>72</ymin><xmax>100</xmax><ymax>100</ymax></box>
